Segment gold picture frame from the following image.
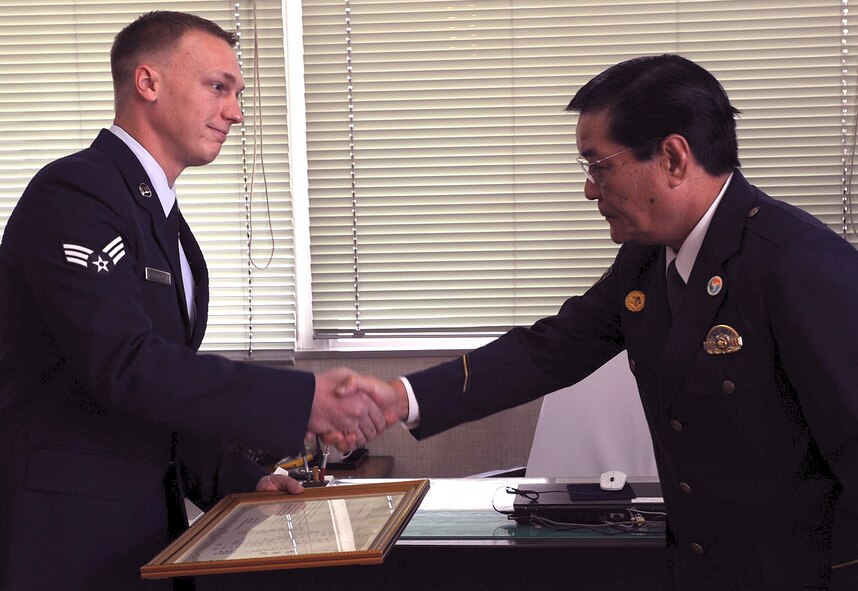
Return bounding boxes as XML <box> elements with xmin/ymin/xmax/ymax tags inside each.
<box><xmin>141</xmin><ymin>479</ymin><xmax>429</xmax><ymax>579</ymax></box>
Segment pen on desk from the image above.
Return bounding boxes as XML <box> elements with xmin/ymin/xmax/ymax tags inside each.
<box><xmin>301</xmin><ymin>446</ymin><xmax>310</xmax><ymax>481</ymax></box>
<box><xmin>277</xmin><ymin>453</ymin><xmax>313</xmax><ymax>471</ymax></box>
<box><xmin>320</xmin><ymin>445</ymin><xmax>329</xmax><ymax>479</ymax></box>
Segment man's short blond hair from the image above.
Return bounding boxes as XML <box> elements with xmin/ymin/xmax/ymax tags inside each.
<box><xmin>110</xmin><ymin>11</ymin><xmax>236</xmax><ymax>111</ymax></box>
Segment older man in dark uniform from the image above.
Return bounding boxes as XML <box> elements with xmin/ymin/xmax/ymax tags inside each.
<box><xmin>362</xmin><ymin>54</ymin><xmax>858</xmax><ymax>590</ymax></box>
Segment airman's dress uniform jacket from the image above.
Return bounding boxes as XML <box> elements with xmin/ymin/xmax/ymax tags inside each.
<box><xmin>0</xmin><ymin>130</ymin><xmax>315</xmax><ymax>590</ymax></box>
<box><xmin>407</xmin><ymin>171</ymin><xmax>858</xmax><ymax>590</ymax></box>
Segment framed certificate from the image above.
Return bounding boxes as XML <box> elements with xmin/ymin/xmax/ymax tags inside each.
<box><xmin>141</xmin><ymin>479</ymin><xmax>429</xmax><ymax>579</ymax></box>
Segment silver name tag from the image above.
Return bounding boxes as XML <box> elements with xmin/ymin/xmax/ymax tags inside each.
<box><xmin>145</xmin><ymin>267</ymin><xmax>172</xmax><ymax>286</ymax></box>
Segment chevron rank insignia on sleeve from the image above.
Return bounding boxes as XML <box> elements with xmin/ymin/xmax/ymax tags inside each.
<box><xmin>63</xmin><ymin>235</ymin><xmax>126</xmax><ymax>274</ymax></box>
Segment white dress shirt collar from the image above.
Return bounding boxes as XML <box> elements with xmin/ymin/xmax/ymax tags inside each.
<box><xmin>666</xmin><ymin>172</ymin><xmax>734</xmax><ymax>283</ymax></box>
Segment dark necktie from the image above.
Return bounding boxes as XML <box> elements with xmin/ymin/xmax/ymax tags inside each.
<box><xmin>166</xmin><ymin>201</ymin><xmax>196</xmax><ymax>329</ymax></box>
<box><xmin>166</xmin><ymin>201</ymin><xmax>185</xmax><ymax>296</ymax></box>
<box><xmin>666</xmin><ymin>258</ymin><xmax>685</xmax><ymax>319</ymax></box>
<box><xmin>166</xmin><ymin>201</ymin><xmax>181</xmax><ymax>248</ymax></box>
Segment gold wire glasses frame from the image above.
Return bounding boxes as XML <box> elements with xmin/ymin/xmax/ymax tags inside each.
<box><xmin>576</xmin><ymin>137</ymin><xmax>663</xmax><ymax>183</ymax></box>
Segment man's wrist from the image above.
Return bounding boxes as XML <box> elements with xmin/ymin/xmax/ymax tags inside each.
<box><xmin>391</xmin><ymin>378</ymin><xmax>409</xmax><ymax>421</ymax></box>
<box><xmin>396</xmin><ymin>377</ymin><xmax>420</xmax><ymax>427</ymax></box>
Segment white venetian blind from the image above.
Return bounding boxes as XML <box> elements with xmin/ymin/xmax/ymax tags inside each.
<box><xmin>302</xmin><ymin>0</ymin><xmax>856</xmax><ymax>338</ymax></box>
<box><xmin>0</xmin><ymin>0</ymin><xmax>295</xmax><ymax>353</ymax></box>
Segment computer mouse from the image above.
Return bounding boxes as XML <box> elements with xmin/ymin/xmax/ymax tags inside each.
<box><xmin>600</xmin><ymin>470</ymin><xmax>628</xmax><ymax>491</ymax></box>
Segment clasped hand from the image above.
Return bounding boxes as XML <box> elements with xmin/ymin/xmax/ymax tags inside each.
<box><xmin>306</xmin><ymin>368</ymin><xmax>407</xmax><ymax>452</ymax></box>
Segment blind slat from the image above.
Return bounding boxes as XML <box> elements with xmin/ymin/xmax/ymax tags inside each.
<box><xmin>303</xmin><ymin>0</ymin><xmax>855</xmax><ymax>336</ymax></box>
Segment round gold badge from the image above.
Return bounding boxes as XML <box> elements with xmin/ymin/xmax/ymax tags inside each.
<box><xmin>703</xmin><ymin>324</ymin><xmax>743</xmax><ymax>355</ymax></box>
<box><xmin>625</xmin><ymin>290</ymin><xmax>645</xmax><ymax>312</ymax></box>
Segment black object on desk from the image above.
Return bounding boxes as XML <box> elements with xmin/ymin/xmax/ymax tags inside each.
<box><xmin>288</xmin><ymin>448</ymin><xmax>372</xmax><ymax>481</ymax></box>
<box><xmin>510</xmin><ymin>481</ymin><xmax>665</xmax><ymax>526</ymax></box>
<box><xmin>326</xmin><ymin>447</ymin><xmax>369</xmax><ymax>470</ymax></box>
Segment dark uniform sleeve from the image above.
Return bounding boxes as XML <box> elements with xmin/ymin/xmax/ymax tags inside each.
<box><xmin>767</xmin><ymin>228</ymin><xmax>858</xmax><ymax>565</ymax></box>
<box><xmin>407</xmin><ymin>259</ymin><xmax>626</xmax><ymax>439</ymax></box>
<box><xmin>769</xmin><ymin>230</ymin><xmax>858</xmax><ymax>488</ymax></box>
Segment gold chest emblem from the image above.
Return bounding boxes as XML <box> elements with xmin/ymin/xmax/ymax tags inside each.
<box><xmin>703</xmin><ymin>324</ymin><xmax>743</xmax><ymax>355</ymax></box>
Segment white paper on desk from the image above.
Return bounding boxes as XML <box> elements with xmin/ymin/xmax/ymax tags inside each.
<box><xmin>332</xmin><ymin>477</ymin><xmax>548</xmax><ymax>512</ymax></box>
<box><xmin>273</xmin><ymin>466</ymin><xmax>334</xmax><ymax>484</ymax></box>
<box><xmin>420</xmin><ymin>478</ymin><xmax>549</xmax><ymax>512</ymax></box>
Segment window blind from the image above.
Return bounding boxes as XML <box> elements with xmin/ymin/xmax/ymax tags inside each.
<box><xmin>301</xmin><ymin>0</ymin><xmax>856</xmax><ymax>339</ymax></box>
<box><xmin>0</xmin><ymin>0</ymin><xmax>295</xmax><ymax>353</ymax></box>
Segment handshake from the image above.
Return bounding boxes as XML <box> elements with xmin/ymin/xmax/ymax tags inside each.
<box><xmin>307</xmin><ymin>368</ymin><xmax>410</xmax><ymax>452</ymax></box>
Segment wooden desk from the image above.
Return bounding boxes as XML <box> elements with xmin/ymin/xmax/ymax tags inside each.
<box><xmin>200</xmin><ymin>477</ymin><xmax>670</xmax><ymax>591</ymax></box>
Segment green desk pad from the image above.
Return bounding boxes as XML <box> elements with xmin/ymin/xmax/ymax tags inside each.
<box><xmin>402</xmin><ymin>509</ymin><xmax>663</xmax><ymax>541</ymax></box>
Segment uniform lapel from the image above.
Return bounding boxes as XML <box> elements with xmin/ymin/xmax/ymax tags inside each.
<box><xmin>621</xmin><ymin>245</ymin><xmax>671</xmax><ymax>373</ymax></box>
<box><xmin>93</xmin><ymin>131</ymin><xmax>184</xmax><ymax>279</ymax></box>
<box><xmin>656</xmin><ymin>171</ymin><xmax>758</xmax><ymax>409</ymax></box>
<box><xmin>92</xmin><ymin>130</ymin><xmax>193</xmax><ymax>336</ymax></box>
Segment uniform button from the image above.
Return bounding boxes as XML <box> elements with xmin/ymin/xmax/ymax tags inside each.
<box><xmin>747</xmin><ymin>206</ymin><xmax>759</xmax><ymax>218</ymax></box>
<box><xmin>679</xmin><ymin>482</ymin><xmax>692</xmax><ymax>495</ymax></box>
<box><xmin>669</xmin><ymin>419</ymin><xmax>684</xmax><ymax>432</ymax></box>
<box><xmin>691</xmin><ymin>543</ymin><xmax>705</xmax><ymax>555</ymax></box>
<box><xmin>722</xmin><ymin>380</ymin><xmax>736</xmax><ymax>395</ymax></box>
<box><xmin>629</xmin><ymin>358</ymin><xmax>636</xmax><ymax>373</ymax></box>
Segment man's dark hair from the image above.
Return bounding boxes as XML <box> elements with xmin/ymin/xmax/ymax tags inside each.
<box><xmin>566</xmin><ymin>54</ymin><xmax>741</xmax><ymax>176</ymax></box>
<box><xmin>111</xmin><ymin>11</ymin><xmax>236</xmax><ymax>106</ymax></box>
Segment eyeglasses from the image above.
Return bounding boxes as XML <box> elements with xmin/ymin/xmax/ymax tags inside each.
<box><xmin>576</xmin><ymin>137</ymin><xmax>663</xmax><ymax>184</ymax></box>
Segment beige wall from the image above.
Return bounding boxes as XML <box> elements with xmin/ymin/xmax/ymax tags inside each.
<box><xmin>294</xmin><ymin>354</ymin><xmax>541</xmax><ymax>478</ymax></box>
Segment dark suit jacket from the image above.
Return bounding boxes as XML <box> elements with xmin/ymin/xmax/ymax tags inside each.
<box><xmin>0</xmin><ymin>130</ymin><xmax>315</xmax><ymax>590</ymax></box>
<box><xmin>407</xmin><ymin>171</ymin><xmax>858</xmax><ymax>590</ymax></box>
